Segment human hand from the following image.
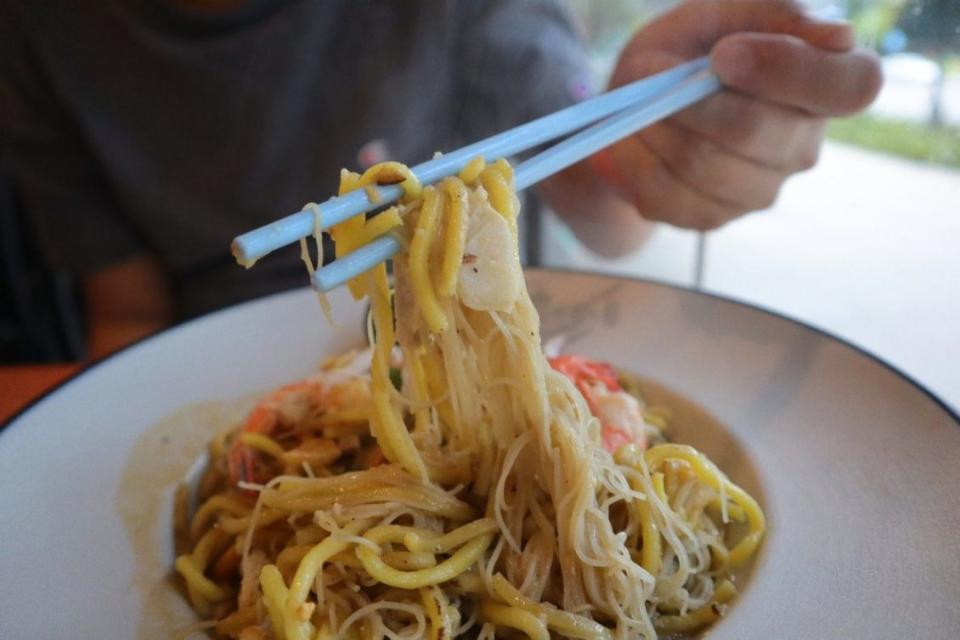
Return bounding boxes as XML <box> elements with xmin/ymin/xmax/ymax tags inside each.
<box><xmin>593</xmin><ymin>0</ymin><xmax>883</xmax><ymax>230</ymax></box>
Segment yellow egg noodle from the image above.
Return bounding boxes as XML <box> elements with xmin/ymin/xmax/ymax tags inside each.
<box><xmin>174</xmin><ymin>158</ymin><xmax>766</xmax><ymax>639</ymax></box>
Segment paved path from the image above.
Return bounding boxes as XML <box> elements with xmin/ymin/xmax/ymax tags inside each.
<box><xmin>541</xmin><ymin>141</ymin><xmax>960</xmax><ymax>411</ymax></box>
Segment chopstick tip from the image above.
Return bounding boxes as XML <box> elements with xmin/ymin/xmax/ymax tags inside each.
<box><xmin>231</xmin><ymin>239</ymin><xmax>258</xmax><ymax>269</ymax></box>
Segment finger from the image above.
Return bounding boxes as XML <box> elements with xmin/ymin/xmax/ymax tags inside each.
<box><xmin>629</xmin><ymin>0</ymin><xmax>853</xmax><ymax>60</ymax></box>
<box><xmin>611</xmin><ymin>50</ymin><xmax>687</xmax><ymax>92</ymax></box>
<box><xmin>637</xmin><ymin>120</ymin><xmax>786</xmax><ymax>211</ymax></box>
<box><xmin>670</xmin><ymin>89</ymin><xmax>826</xmax><ymax>170</ymax></box>
<box><xmin>601</xmin><ymin>137</ymin><xmax>744</xmax><ymax>231</ymax></box>
<box><xmin>712</xmin><ymin>33</ymin><xmax>883</xmax><ymax>116</ymax></box>
<box><xmin>539</xmin><ymin>163</ymin><xmax>657</xmax><ymax>257</ymax></box>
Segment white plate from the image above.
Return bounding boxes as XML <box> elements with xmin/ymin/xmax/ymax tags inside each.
<box><xmin>2</xmin><ymin>269</ymin><xmax>958</xmax><ymax>639</ymax></box>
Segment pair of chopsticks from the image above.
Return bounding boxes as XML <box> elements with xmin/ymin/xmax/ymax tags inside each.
<box><xmin>231</xmin><ymin>56</ymin><xmax>720</xmax><ymax>292</ymax></box>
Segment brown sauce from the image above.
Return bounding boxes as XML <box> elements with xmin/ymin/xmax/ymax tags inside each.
<box><xmin>115</xmin><ymin>395</ymin><xmax>257</xmax><ymax>638</ymax></box>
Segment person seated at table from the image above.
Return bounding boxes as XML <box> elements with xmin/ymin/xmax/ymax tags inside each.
<box><xmin>0</xmin><ymin>0</ymin><xmax>881</xmax><ymax>358</ymax></box>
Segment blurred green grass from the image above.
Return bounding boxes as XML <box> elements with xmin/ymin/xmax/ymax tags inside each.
<box><xmin>827</xmin><ymin>114</ymin><xmax>960</xmax><ymax>168</ymax></box>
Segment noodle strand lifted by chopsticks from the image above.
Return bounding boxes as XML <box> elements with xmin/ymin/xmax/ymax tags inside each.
<box><xmin>175</xmin><ymin>158</ymin><xmax>765</xmax><ymax>639</ymax></box>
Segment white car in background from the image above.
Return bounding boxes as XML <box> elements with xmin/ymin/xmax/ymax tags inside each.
<box><xmin>870</xmin><ymin>52</ymin><xmax>959</xmax><ymax>125</ymax></box>
<box><xmin>881</xmin><ymin>52</ymin><xmax>941</xmax><ymax>85</ymax></box>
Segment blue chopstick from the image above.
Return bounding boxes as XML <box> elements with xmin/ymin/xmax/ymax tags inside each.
<box><xmin>514</xmin><ymin>70</ymin><xmax>720</xmax><ymax>190</ymax></box>
<box><xmin>232</xmin><ymin>56</ymin><xmax>710</xmax><ymax>265</ymax></box>
<box><xmin>312</xmin><ymin>69</ymin><xmax>720</xmax><ymax>293</ymax></box>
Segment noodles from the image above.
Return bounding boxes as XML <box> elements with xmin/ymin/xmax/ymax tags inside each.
<box><xmin>299</xmin><ymin>202</ymin><xmax>334</xmax><ymax>322</ymax></box>
<box><xmin>177</xmin><ymin>159</ymin><xmax>765</xmax><ymax>639</ymax></box>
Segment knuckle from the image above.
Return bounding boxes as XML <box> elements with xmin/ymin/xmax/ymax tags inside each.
<box><xmin>784</xmin><ymin>118</ymin><xmax>824</xmax><ymax>171</ymax></box>
<box><xmin>795</xmin><ymin>141</ymin><xmax>821</xmax><ymax>170</ymax></box>
<box><xmin>714</xmin><ymin>93</ymin><xmax>769</xmax><ymax>155</ymax></box>
<box><xmin>685</xmin><ymin>203</ymin><xmax>735</xmax><ymax>232</ymax></box>
<box><xmin>754</xmin><ymin>188</ymin><xmax>780</xmax><ymax>211</ymax></box>
<box><xmin>670</xmin><ymin>134</ymin><xmax>720</xmax><ymax>183</ymax></box>
<box><xmin>703</xmin><ymin>200</ymin><xmax>750</xmax><ymax>229</ymax></box>
<box><xmin>691</xmin><ymin>213</ymin><xmax>727</xmax><ymax>232</ymax></box>
<box><xmin>633</xmin><ymin>186</ymin><xmax>686</xmax><ymax>226</ymax></box>
<box><xmin>631</xmin><ymin>189</ymin><xmax>664</xmax><ymax>222</ymax></box>
<box><xmin>726</xmin><ymin>117</ymin><xmax>760</xmax><ymax>149</ymax></box>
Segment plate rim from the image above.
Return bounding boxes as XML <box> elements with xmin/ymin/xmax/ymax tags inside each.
<box><xmin>3</xmin><ymin>267</ymin><xmax>957</xmax><ymax>439</ymax></box>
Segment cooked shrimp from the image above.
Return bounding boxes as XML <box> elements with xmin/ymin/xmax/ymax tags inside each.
<box><xmin>227</xmin><ymin>378</ymin><xmax>325</xmax><ymax>485</ymax></box>
<box><xmin>548</xmin><ymin>355</ymin><xmax>648</xmax><ymax>453</ymax></box>
<box><xmin>227</xmin><ymin>366</ymin><xmax>371</xmax><ymax>485</ymax></box>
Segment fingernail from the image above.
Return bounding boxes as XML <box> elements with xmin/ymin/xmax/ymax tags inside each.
<box><xmin>815</xmin><ymin>21</ymin><xmax>855</xmax><ymax>52</ymax></box>
<box><xmin>802</xmin><ymin>9</ymin><xmax>855</xmax><ymax>51</ymax></box>
<box><xmin>712</xmin><ymin>40</ymin><xmax>754</xmax><ymax>86</ymax></box>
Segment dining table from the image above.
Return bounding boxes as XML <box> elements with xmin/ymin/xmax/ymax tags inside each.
<box><xmin>0</xmin><ymin>363</ymin><xmax>82</xmax><ymax>423</ymax></box>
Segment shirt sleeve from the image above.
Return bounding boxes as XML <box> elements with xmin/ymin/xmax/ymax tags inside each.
<box><xmin>0</xmin><ymin>4</ymin><xmax>143</xmax><ymax>275</ymax></box>
<box><xmin>454</xmin><ymin>0</ymin><xmax>596</xmax><ymax>148</ymax></box>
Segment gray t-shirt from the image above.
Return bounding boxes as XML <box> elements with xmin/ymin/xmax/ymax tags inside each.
<box><xmin>0</xmin><ymin>0</ymin><xmax>593</xmax><ymax>318</ymax></box>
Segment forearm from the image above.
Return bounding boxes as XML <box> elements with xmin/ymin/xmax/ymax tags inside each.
<box><xmin>536</xmin><ymin>160</ymin><xmax>652</xmax><ymax>258</ymax></box>
<box><xmin>86</xmin><ymin>317</ymin><xmax>169</xmax><ymax>360</ymax></box>
<box><xmin>83</xmin><ymin>254</ymin><xmax>173</xmax><ymax>359</ymax></box>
